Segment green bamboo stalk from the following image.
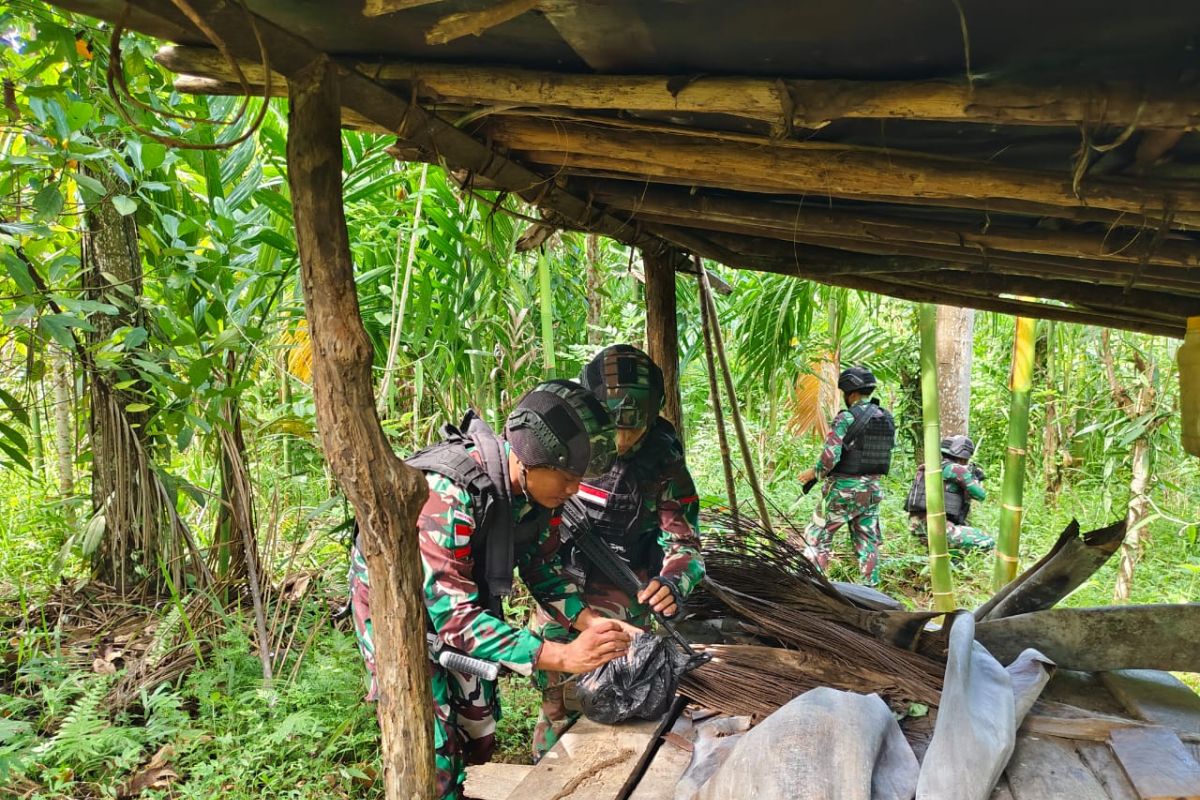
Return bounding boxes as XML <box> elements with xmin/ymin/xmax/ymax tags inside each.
<box><xmin>919</xmin><ymin>303</ymin><xmax>956</xmax><ymax>612</ymax></box>
<box><xmin>537</xmin><ymin>251</ymin><xmax>556</xmax><ymax>378</ymax></box>
<box><xmin>993</xmin><ymin>315</ymin><xmax>1038</xmax><ymax>589</ymax></box>
<box><xmin>30</xmin><ymin>383</ymin><xmax>44</xmax><ymax>479</ymax></box>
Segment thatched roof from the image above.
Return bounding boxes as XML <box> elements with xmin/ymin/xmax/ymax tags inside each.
<box><xmin>55</xmin><ymin>0</ymin><xmax>1200</xmax><ymax>335</ymax></box>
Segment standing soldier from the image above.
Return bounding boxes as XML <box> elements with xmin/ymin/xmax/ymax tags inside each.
<box><xmin>797</xmin><ymin>366</ymin><xmax>896</xmax><ymax>585</ymax></box>
<box><xmin>349</xmin><ymin>379</ymin><xmax>635</xmax><ymax>800</ymax></box>
<box><xmin>531</xmin><ymin>345</ymin><xmax>704</xmax><ymax>760</ymax></box>
<box><xmin>905</xmin><ymin>435</ymin><xmax>995</xmax><ymax>552</ymax></box>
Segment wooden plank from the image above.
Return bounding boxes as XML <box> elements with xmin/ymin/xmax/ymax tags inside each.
<box><xmin>1006</xmin><ymin>736</ymin><xmax>1108</xmax><ymax>800</ymax></box>
<box><xmin>506</xmin><ymin>717</ymin><xmax>659</xmax><ymax>800</ymax></box>
<box><xmin>1108</xmin><ymin>725</ymin><xmax>1200</xmax><ymax>800</ymax></box>
<box><xmin>540</xmin><ymin>0</ymin><xmax>657</xmax><ymax>72</ymax></box>
<box><xmin>1077</xmin><ymin>741</ymin><xmax>1139</xmax><ymax>800</ymax></box>
<box><xmin>465</xmin><ymin>763</ymin><xmax>533</xmax><ymax>800</ymax></box>
<box><xmin>628</xmin><ymin>718</ymin><xmax>693</xmax><ymax>800</ymax></box>
<box><xmin>1101</xmin><ymin>670</ymin><xmax>1200</xmax><ymax>735</ymax></box>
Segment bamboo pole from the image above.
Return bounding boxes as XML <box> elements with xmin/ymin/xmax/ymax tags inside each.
<box><xmin>993</xmin><ymin>316</ymin><xmax>1038</xmax><ymax>590</ymax></box>
<box><xmin>537</xmin><ymin>250</ymin><xmax>556</xmax><ymax>378</ymax></box>
<box><xmin>919</xmin><ymin>304</ymin><xmax>956</xmax><ymax>612</ymax></box>
<box><xmin>698</xmin><ymin>258</ymin><xmax>775</xmax><ymax>534</ymax></box>
<box><xmin>695</xmin><ymin>259</ymin><xmax>739</xmax><ymax>529</ymax></box>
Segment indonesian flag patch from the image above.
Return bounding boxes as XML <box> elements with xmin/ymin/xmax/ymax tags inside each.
<box><xmin>577</xmin><ymin>484</ymin><xmax>609</xmax><ymax>507</ymax></box>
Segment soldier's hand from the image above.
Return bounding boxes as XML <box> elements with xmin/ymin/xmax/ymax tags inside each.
<box><xmin>638</xmin><ymin>578</ymin><xmax>679</xmax><ymax>618</ymax></box>
<box><xmin>798</xmin><ymin>468</ymin><xmax>817</xmax><ymax>485</ymax></box>
<box><xmin>558</xmin><ymin>621</ymin><xmax>631</xmax><ymax>673</ymax></box>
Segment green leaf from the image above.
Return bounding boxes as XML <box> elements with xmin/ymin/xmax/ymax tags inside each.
<box><xmin>0</xmin><ymin>420</ymin><xmax>29</xmax><ymax>454</ymax></box>
<box><xmin>65</xmin><ymin>100</ymin><xmax>93</xmax><ymax>131</ymax></box>
<box><xmin>33</xmin><ymin>185</ymin><xmax>64</xmax><ymax>221</ymax></box>
<box><xmin>0</xmin><ymin>437</ymin><xmax>31</xmax><ymax>472</ymax></box>
<box><xmin>247</xmin><ymin>229</ymin><xmax>295</xmax><ymax>257</ymax></box>
<box><xmin>0</xmin><ymin>387</ymin><xmax>30</xmax><ymax>426</ymax></box>
<box><xmin>74</xmin><ymin>172</ymin><xmax>107</xmax><ymax>198</ymax></box>
<box><xmin>142</xmin><ymin>143</ymin><xmax>167</xmax><ymax>171</ymax></box>
<box><xmin>38</xmin><ymin>313</ymin><xmax>90</xmax><ymax>350</ymax></box>
<box><xmin>125</xmin><ymin>402</ymin><xmax>152</xmax><ymax>413</ymax></box>
<box><xmin>2</xmin><ymin>252</ymin><xmax>37</xmax><ymax>296</ymax></box>
<box><xmin>111</xmin><ymin>195</ymin><xmax>138</xmax><ymax>216</ymax></box>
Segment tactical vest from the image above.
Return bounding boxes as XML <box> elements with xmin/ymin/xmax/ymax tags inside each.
<box><xmin>401</xmin><ymin>411</ymin><xmax>549</xmax><ymax>617</ymax></box>
<box><xmin>832</xmin><ymin>400</ymin><xmax>895</xmax><ymax>477</ymax></box>
<box><xmin>904</xmin><ymin>462</ymin><xmax>970</xmax><ymax>525</ymax></box>
<box><xmin>560</xmin><ymin>418</ymin><xmax>680</xmax><ymax>581</ymax></box>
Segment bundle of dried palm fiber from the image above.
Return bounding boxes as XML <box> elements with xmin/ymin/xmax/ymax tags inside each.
<box><xmin>695</xmin><ymin>517</ymin><xmax>941</xmax><ymax>650</ymax></box>
<box><xmin>681</xmin><ymin>643</ymin><xmax>942</xmax><ymax>721</ymax></box>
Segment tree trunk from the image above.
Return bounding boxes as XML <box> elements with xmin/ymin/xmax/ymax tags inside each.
<box><xmin>51</xmin><ymin>351</ymin><xmax>75</xmax><ymax>525</ymax></box>
<box><xmin>287</xmin><ymin>56</ymin><xmax>435</xmax><ymax>800</ymax></box>
<box><xmin>82</xmin><ymin>165</ymin><xmax>157</xmax><ymax>591</ymax></box>
<box><xmin>213</xmin><ymin>355</ymin><xmax>259</xmax><ymax>584</ymax></box>
<box><xmin>1106</xmin><ymin>335</ymin><xmax>1158</xmax><ymax>603</ymax></box>
<box><xmin>585</xmin><ymin>233</ymin><xmax>602</xmax><ymax>345</ymax></box>
<box><xmin>644</xmin><ymin>248</ymin><xmax>683</xmax><ymax>438</ymax></box>
<box><xmin>935</xmin><ymin>305</ymin><xmax>974</xmax><ymax>436</ymax></box>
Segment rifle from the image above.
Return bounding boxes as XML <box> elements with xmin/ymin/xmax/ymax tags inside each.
<box><xmin>561</xmin><ymin>501</ymin><xmax>705</xmax><ymax>660</ymax></box>
<box><xmin>428</xmin><ymin>633</ymin><xmax>500</xmax><ymax>681</ymax></box>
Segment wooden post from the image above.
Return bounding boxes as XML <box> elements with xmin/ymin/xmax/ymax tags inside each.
<box><xmin>287</xmin><ymin>56</ymin><xmax>435</xmax><ymax>800</ymax></box>
<box><xmin>644</xmin><ymin>249</ymin><xmax>683</xmax><ymax>438</ymax></box>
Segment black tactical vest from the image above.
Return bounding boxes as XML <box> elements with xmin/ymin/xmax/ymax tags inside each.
<box><xmin>832</xmin><ymin>400</ymin><xmax>895</xmax><ymax>477</ymax></box>
<box><xmin>403</xmin><ymin>411</ymin><xmax>550</xmax><ymax>617</ymax></box>
<box><xmin>903</xmin><ymin>462</ymin><xmax>970</xmax><ymax>525</ymax></box>
<box><xmin>560</xmin><ymin>418</ymin><xmax>681</xmax><ymax>581</ymax></box>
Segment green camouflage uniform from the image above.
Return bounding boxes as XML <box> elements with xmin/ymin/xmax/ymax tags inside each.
<box><xmin>529</xmin><ymin>432</ymin><xmax>703</xmax><ymax>760</ymax></box>
<box><xmin>349</xmin><ymin>441</ymin><xmax>584</xmax><ymax>800</ymax></box>
<box><xmin>803</xmin><ymin>398</ymin><xmax>884</xmax><ymax>585</ymax></box>
<box><xmin>909</xmin><ymin>461</ymin><xmax>995</xmax><ymax>551</ymax></box>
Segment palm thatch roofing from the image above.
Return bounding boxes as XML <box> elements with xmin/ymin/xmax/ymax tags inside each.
<box><xmin>54</xmin><ymin>0</ymin><xmax>1200</xmax><ymax>335</ymax></box>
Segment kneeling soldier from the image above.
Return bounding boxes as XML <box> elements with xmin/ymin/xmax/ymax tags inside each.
<box><xmin>905</xmin><ymin>434</ymin><xmax>995</xmax><ymax>552</ymax></box>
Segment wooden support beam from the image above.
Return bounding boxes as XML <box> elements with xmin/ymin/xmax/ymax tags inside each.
<box><xmin>286</xmin><ymin>56</ymin><xmax>436</xmax><ymax>800</ymax></box>
<box><xmin>643</xmin><ymin>249</ymin><xmax>683</xmax><ymax>438</ymax></box>
<box><xmin>487</xmin><ymin>117</ymin><xmax>1200</xmax><ymax>227</ymax></box>
<box><xmin>581</xmin><ymin>181</ymin><xmax>1200</xmax><ymax>270</ymax></box>
<box><xmin>364</xmin><ymin>0</ymin><xmax>444</xmax><ymax>16</ymax></box>
<box><xmin>654</xmin><ymin>225</ymin><xmax>1185</xmax><ymax>337</ymax></box>
<box><xmin>686</xmin><ymin>229</ymin><xmax>1200</xmax><ymax>320</ymax></box>
<box><xmin>156</xmin><ymin>45</ymin><xmax>1200</xmax><ymax>130</ymax></box>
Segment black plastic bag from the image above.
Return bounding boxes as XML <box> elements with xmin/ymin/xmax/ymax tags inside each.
<box><xmin>576</xmin><ymin>632</ymin><xmax>702</xmax><ymax>724</ymax></box>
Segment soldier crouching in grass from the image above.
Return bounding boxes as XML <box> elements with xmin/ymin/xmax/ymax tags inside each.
<box><xmin>349</xmin><ymin>379</ymin><xmax>640</xmax><ymax>800</ymax></box>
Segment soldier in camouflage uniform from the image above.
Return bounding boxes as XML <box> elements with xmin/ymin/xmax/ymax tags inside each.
<box><xmin>530</xmin><ymin>345</ymin><xmax>704</xmax><ymax>761</ymax></box>
<box><xmin>797</xmin><ymin>367</ymin><xmax>896</xmax><ymax>585</ymax></box>
<box><xmin>906</xmin><ymin>435</ymin><xmax>995</xmax><ymax>552</ymax></box>
<box><xmin>349</xmin><ymin>380</ymin><xmax>636</xmax><ymax>800</ymax></box>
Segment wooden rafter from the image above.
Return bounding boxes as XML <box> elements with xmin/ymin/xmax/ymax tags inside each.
<box><xmin>580</xmin><ymin>181</ymin><xmax>1200</xmax><ymax>271</ymax></box>
<box><xmin>156</xmin><ymin>45</ymin><xmax>1200</xmax><ymax>130</ymax></box>
<box><xmin>483</xmin><ymin>117</ymin><xmax>1200</xmax><ymax>227</ymax></box>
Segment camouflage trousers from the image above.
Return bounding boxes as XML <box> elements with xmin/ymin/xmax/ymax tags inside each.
<box><xmin>529</xmin><ymin>575</ymin><xmax>652</xmax><ymax>762</ymax></box>
<box><xmin>802</xmin><ymin>479</ymin><xmax>884</xmax><ymax>585</ymax></box>
<box><xmin>908</xmin><ymin>515</ymin><xmax>996</xmax><ymax>552</ymax></box>
<box><xmin>349</xmin><ymin>549</ymin><xmax>498</xmax><ymax>800</ymax></box>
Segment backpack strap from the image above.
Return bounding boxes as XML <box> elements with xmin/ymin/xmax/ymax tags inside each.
<box><xmin>463</xmin><ymin>411</ymin><xmax>516</xmax><ymax>602</ymax></box>
<box><xmin>842</xmin><ymin>399</ymin><xmax>882</xmax><ymax>450</ymax></box>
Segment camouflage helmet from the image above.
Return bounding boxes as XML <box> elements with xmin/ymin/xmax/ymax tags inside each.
<box><xmin>505</xmin><ymin>379</ymin><xmax>616</xmax><ymax>478</ymax></box>
<box><xmin>940</xmin><ymin>435</ymin><xmax>976</xmax><ymax>460</ymax></box>
<box><xmin>838</xmin><ymin>366</ymin><xmax>877</xmax><ymax>394</ymax></box>
<box><xmin>580</xmin><ymin>344</ymin><xmax>665</xmax><ymax>430</ymax></box>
